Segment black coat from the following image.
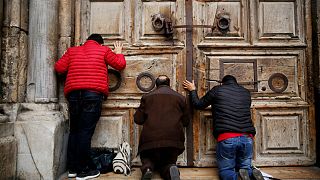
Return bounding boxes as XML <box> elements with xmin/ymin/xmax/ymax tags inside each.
<box><xmin>134</xmin><ymin>85</ymin><xmax>190</xmax><ymax>154</ymax></box>
<box><xmin>189</xmin><ymin>79</ymin><xmax>256</xmax><ymax>138</ymax></box>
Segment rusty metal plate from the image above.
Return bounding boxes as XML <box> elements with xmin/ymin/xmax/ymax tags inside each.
<box><xmin>108</xmin><ymin>69</ymin><xmax>122</xmax><ymax>92</ymax></box>
<box><xmin>136</xmin><ymin>72</ymin><xmax>155</xmax><ymax>92</ymax></box>
<box><xmin>268</xmin><ymin>73</ymin><xmax>288</xmax><ymax>93</ymax></box>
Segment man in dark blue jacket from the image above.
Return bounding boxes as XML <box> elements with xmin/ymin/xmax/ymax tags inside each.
<box><xmin>183</xmin><ymin>75</ymin><xmax>263</xmax><ymax>180</ymax></box>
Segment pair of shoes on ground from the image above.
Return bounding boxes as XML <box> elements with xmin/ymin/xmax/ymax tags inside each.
<box><xmin>238</xmin><ymin>168</ymin><xmax>264</xmax><ymax>180</ymax></box>
<box><xmin>68</xmin><ymin>169</ymin><xmax>100</xmax><ymax>180</ymax></box>
<box><xmin>141</xmin><ymin>165</ymin><xmax>180</xmax><ymax>180</ymax></box>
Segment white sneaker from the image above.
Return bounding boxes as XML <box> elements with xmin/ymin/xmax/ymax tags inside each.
<box><xmin>68</xmin><ymin>171</ymin><xmax>77</xmax><ymax>178</ymax></box>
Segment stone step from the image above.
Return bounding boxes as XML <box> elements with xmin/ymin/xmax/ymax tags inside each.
<box><xmin>61</xmin><ymin>166</ymin><xmax>320</xmax><ymax>180</ymax></box>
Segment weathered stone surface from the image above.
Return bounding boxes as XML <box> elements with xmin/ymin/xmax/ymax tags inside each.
<box><xmin>0</xmin><ymin>0</ymin><xmax>3</xmax><ymax>66</ymax></box>
<box><xmin>15</xmin><ymin>103</ymin><xmax>68</xmax><ymax>180</ymax></box>
<box><xmin>0</xmin><ymin>0</ymin><xmax>29</xmax><ymax>103</ymax></box>
<box><xmin>59</xmin><ymin>0</ymin><xmax>73</xmax><ymax>37</ymax></box>
<box><xmin>0</xmin><ymin>122</ymin><xmax>14</xmax><ymax>138</ymax></box>
<box><xmin>27</xmin><ymin>0</ymin><xmax>59</xmax><ymax>103</ymax></box>
<box><xmin>1</xmin><ymin>27</ymin><xmax>20</xmax><ymax>102</ymax></box>
<box><xmin>92</xmin><ymin>116</ymin><xmax>123</xmax><ymax>149</ymax></box>
<box><xmin>0</xmin><ymin>136</ymin><xmax>17</xmax><ymax>180</ymax></box>
<box><xmin>20</xmin><ymin>0</ymin><xmax>29</xmax><ymax>31</ymax></box>
<box><xmin>17</xmin><ymin>32</ymin><xmax>28</xmax><ymax>102</ymax></box>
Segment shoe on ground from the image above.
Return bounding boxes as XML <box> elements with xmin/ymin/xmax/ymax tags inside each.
<box><xmin>239</xmin><ymin>169</ymin><xmax>250</xmax><ymax>180</ymax></box>
<box><xmin>169</xmin><ymin>165</ymin><xmax>180</xmax><ymax>180</ymax></box>
<box><xmin>252</xmin><ymin>168</ymin><xmax>264</xmax><ymax>180</ymax></box>
<box><xmin>68</xmin><ymin>170</ymin><xmax>77</xmax><ymax>178</ymax></box>
<box><xmin>141</xmin><ymin>168</ymin><xmax>153</xmax><ymax>180</ymax></box>
<box><xmin>76</xmin><ymin>169</ymin><xmax>100</xmax><ymax>180</ymax></box>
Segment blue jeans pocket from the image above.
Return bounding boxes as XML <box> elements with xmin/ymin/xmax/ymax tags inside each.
<box><xmin>218</xmin><ymin>139</ymin><xmax>236</xmax><ymax>160</ymax></box>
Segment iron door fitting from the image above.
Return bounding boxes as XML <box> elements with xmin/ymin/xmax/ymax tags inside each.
<box><xmin>151</xmin><ymin>13</ymin><xmax>173</xmax><ymax>37</ymax></box>
<box><xmin>151</xmin><ymin>12</ymin><xmax>231</xmax><ymax>36</ymax></box>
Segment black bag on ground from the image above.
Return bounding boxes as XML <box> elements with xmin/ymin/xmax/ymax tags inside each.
<box><xmin>90</xmin><ymin>148</ymin><xmax>117</xmax><ymax>174</ymax></box>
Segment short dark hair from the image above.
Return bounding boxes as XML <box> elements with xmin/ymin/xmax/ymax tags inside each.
<box><xmin>222</xmin><ymin>75</ymin><xmax>237</xmax><ymax>83</ymax></box>
<box><xmin>87</xmin><ymin>34</ymin><xmax>104</xmax><ymax>44</ymax></box>
<box><xmin>156</xmin><ymin>75</ymin><xmax>170</xmax><ymax>87</ymax></box>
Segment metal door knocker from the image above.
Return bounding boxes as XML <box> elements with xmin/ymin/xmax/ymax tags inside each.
<box><xmin>151</xmin><ymin>13</ymin><xmax>173</xmax><ymax>37</ymax></box>
<box><xmin>108</xmin><ymin>69</ymin><xmax>122</xmax><ymax>92</ymax></box>
<box><xmin>216</xmin><ymin>11</ymin><xmax>231</xmax><ymax>33</ymax></box>
<box><xmin>268</xmin><ymin>73</ymin><xmax>288</xmax><ymax>93</ymax></box>
<box><xmin>136</xmin><ymin>72</ymin><xmax>156</xmax><ymax>92</ymax></box>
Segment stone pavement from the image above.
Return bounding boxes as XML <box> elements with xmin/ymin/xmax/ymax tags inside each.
<box><xmin>59</xmin><ymin>166</ymin><xmax>320</xmax><ymax>180</ymax></box>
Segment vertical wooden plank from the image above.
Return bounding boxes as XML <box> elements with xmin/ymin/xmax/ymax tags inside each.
<box><xmin>305</xmin><ymin>0</ymin><xmax>317</xmax><ymax>164</ymax></box>
<box><xmin>185</xmin><ymin>0</ymin><xmax>194</xmax><ymax>166</ymax></box>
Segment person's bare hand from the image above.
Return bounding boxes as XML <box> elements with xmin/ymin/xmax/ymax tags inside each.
<box><xmin>183</xmin><ymin>80</ymin><xmax>196</xmax><ymax>91</ymax></box>
<box><xmin>113</xmin><ymin>41</ymin><xmax>123</xmax><ymax>54</ymax></box>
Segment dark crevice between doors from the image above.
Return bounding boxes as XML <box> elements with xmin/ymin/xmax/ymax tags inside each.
<box><xmin>185</xmin><ymin>0</ymin><xmax>194</xmax><ymax>167</ymax></box>
<box><xmin>311</xmin><ymin>0</ymin><xmax>320</xmax><ymax>167</ymax></box>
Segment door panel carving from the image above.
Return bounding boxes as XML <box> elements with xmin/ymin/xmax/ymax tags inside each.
<box><xmin>194</xmin><ymin>0</ymin><xmax>249</xmax><ymax>46</ymax></box>
<box><xmin>134</xmin><ymin>0</ymin><xmax>184</xmax><ymax>46</ymax></box>
<box><xmin>194</xmin><ymin>112</ymin><xmax>217</xmax><ymax>167</ymax></box>
<box><xmin>205</xmin><ymin>52</ymin><xmax>303</xmax><ymax>97</ymax></box>
<box><xmin>253</xmin><ymin>0</ymin><xmax>305</xmax><ymax>45</ymax></box>
<box><xmin>254</xmin><ymin>107</ymin><xmax>314</xmax><ymax>165</ymax></box>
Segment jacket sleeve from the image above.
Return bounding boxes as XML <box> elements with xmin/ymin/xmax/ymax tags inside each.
<box><xmin>181</xmin><ymin>98</ymin><xmax>191</xmax><ymax>127</ymax></box>
<box><xmin>104</xmin><ymin>47</ymin><xmax>126</xmax><ymax>71</ymax></box>
<box><xmin>134</xmin><ymin>96</ymin><xmax>146</xmax><ymax>125</ymax></box>
<box><xmin>190</xmin><ymin>89</ymin><xmax>214</xmax><ymax>109</ymax></box>
<box><xmin>54</xmin><ymin>49</ymin><xmax>70</xmax><ymax>74</ymax></box>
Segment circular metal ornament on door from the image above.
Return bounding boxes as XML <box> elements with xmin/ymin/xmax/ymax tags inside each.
<box><xmin>108</xmin><ymin>69</ymin><xmax>122</xmax><ymax>92</ymax></box>
<box><xmin>268</xmin><ymin>73</ymin><xmax>288</xmax><ymax>93</ymax></box>
<box><xmin>136</xmin><ymin>72</ymin><xmax>156</xmax><ymax>92</ymax></box>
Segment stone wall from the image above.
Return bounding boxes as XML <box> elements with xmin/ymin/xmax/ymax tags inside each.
<box><xmin>0</xmin><ymin>0</ymin><xmax>70</xmax><ymax>179</ymax></box>
<box><xmin>0</xmin><ymin>1</ymin><xmax>17</xmax><ymax>179</ymax></box>
<box><xmin>1</xmin><ymin>0</ymin><xmax>28</xmax><ymax>103</ymax></box>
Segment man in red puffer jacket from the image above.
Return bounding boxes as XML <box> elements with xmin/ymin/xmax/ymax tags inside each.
<box><xmin>55</xmin><ymin>34</ymin><xmax>126</xmax><ymax>180</ymax></box>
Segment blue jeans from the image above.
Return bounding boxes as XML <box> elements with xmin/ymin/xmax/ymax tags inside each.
<box><xmin>67</xmin><ymin>90</ymin><xmax>104</xmax><ymax>172</ymax></box>
<box><xmin>216</xmin><ymin>135</ymin><xmax>253</xmax><ymax>180</ymax></box>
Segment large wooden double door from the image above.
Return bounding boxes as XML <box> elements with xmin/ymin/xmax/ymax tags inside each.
<box><xmin>75</xmin><ymin>0</ymin><xmax>315</xmax><ymax>167</ymax></box>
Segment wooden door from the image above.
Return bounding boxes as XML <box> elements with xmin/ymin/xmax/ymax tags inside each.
<box><xmin>75</xmin><ymin>0</ymin><xmax>316</xmax><ymax>167</ymax></box>
<box><xmin>191</xmin><ymin>0</ymin><xmax>316</xmax><ymax>166</ymax></box>
<box><xmin>75</xmin><ymin>0</ymin><xmax>188</xmax><ymax>166</ymax></box>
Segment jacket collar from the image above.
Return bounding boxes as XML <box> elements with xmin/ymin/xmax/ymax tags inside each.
<box><xmin>84</xmin><ymin>40</ymin><xmax>101</xmax><ymax>46</ymax></box>
<box><xmin>223</xmin><ymin>79</ymin><xmax>238</xmax><ymax>85</ymax></box>
<box><xmin>157</xmin><ymin>85</ymin><xmax>170</xmax><ymax>89</ymax></box>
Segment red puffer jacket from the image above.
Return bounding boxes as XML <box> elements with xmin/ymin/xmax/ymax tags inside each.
<box><xmin>54</xmin><ymin>40</ymin><xmax>126</xmax><ymax>97</ymax></box>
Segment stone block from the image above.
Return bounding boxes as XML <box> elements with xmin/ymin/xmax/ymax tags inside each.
<box><xmin>15</xmin><ymin>104</ymin><xmax>68</xmax><ymax>180</ymax></box>
<box><xmin>0</xmin><ymin>136</ymin><xmax>17</xmax><ymax>180</ymax></box>
<box><xmin>92</xmin><ymin>116</ymin><xmax>123</xmax><ymax>149</ymax></box>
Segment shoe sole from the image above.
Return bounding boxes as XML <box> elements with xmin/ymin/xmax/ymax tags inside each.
<box><xmin>141</xmin><ymin>170</ymin><xmax>153</xmax><ymax>180</ymax></box>
<box><xmin>169</xmin><ymin>166</ymin><xmax>180</xmax><ymax>180</ymax></box>
<box><xmin>239</xmin><ymin>169</ymin><xmax>250</xmax><ymax>180</ymax></box>
<box><xmin>75</xmin><ymin>172</ymin><xmax>100</xmax><ymax>180</ymax></box>
<box><xmin>68</xmin><ymin>173</ymin><xmax>77</xmax><ymax>178</ymax></box>
<box><xmin>253</xmin><ymin>169</ymin><xmax>264</xmax><ymax>180</ymax></box>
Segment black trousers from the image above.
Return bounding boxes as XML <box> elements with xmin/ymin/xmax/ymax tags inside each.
<box><xmin>67</xmin><ymin>90</ymin><xmax>103</xmax><ymax>172</ymax></box>
<box><xmin>140</xmin><ymin>147</ymin><xmax>181</xmax><ymax>180</ymax></box>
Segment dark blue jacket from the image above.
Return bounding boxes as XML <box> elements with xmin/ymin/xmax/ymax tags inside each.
<box><xmin>190</xmin><ymin>78</ymin><xmax>256</xmax><ymax>138</ymax></box>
